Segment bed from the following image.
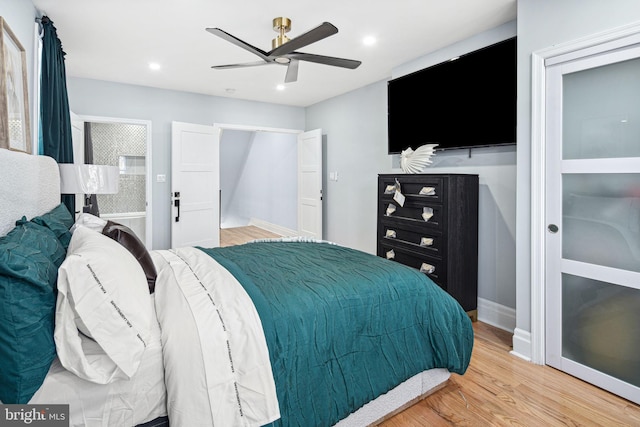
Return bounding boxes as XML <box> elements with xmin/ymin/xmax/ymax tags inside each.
<box><xmin>0</xmin><ymin>148</ymin><xmax>474</xmax><ymax>427</ymax></box>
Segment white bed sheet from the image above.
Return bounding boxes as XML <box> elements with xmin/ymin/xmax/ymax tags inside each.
<box><xmin>29</xmin><ymin>295</ymin><xmax>167</xmax><ymax>427</ymax></box>
<box><xmin>152</xmin><ymin>247</ymin><xmax>280</xmax><ymax>427</ymax></box>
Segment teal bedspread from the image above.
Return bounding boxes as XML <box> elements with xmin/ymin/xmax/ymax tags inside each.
<box><xmin>199</xmin><ymin>241</ymin><xmax>473</xmax><ymax>427</ymax></box>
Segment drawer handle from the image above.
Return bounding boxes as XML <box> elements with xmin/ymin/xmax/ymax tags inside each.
<box><xmin>385</xmin><ymin>229</ymin><xmax>397</xmax><ymax>238</ymax></box>
<box><xmin>420</xmin><ymin>263</ymin><xmax>435</xmax><ymax>274</ymax></box>
<box><xmin>384</xmin><ymin>179</ymin><xmax>402</xmax><ymax>194</ymax></box>
<box><xmin>386</xmin><ymin>204</ymin><xmax>396</xmax><ymax>216</ymax></box>
<box><xmin>419</xmin><ymin>186</ymin><xmax>436</xmax><ymax>196</ymax></box>
<box><xmin>420</xmin><ymin>237</ymin><xmax>433</xmax><ymax>247</ymax></box>
<box><xmin>422</xmin><ymin>207</ymin><xmax>434</xmax><ymax>221</ymax></box>
<box><xmin>386</xmin><ymin>249</ymin><xmax>395</xmax><ymax>260</ymax></box>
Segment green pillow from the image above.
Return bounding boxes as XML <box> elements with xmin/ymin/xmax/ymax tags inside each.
<box><xmin>0</xmin><ymin>220</ymin><xmax>65</xmax><ymax>403</ymax></box>
<box><xmin>19</xmin><ymin>203</ymin><xmax>74</xmax><ymax>250</ymax></box>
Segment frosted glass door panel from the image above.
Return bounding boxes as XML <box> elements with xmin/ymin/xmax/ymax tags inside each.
<box><xmin>546</xmin><ymin>35</ymin><xmax>640</xmax><ymax>405</ymax></box>
<box><xmin>563</xmin><ymin>57</ymin><xmax>640</xmax><ymax>160</ymax></box>
<box><xmin>562</xmin><ymin>173</ymin><xmax>640</xmax><ymax>272</ymax></box>
<box><xmin>562</xmin><ymin>273</ymin><xmax>640</xmax><ymax>387</ymax></box>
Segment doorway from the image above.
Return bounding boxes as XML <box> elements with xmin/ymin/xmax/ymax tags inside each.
<box><xmin>170</xmin><ymin>123</ymin><xmax>322</xmax><ymax>248</ymax></box>
<box><xmin>219</xmin><ymin>128</ymin><xmax>298</xmax><ymax>235</ymax></box>
<box><xmin>215</xmin><ymin>124</ymin><xmax>324</xmax><ymax>241</ymax></box>
<box><xmin>71</xmin><ymin>115</ymin><xmax>153</xmax><ymax>248</ymax></box>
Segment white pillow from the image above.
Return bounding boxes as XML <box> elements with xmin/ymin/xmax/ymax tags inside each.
<box><xmin>70</xmin><ymin>212</ymin><xmax>107</xmax><ymax>233</ymax></box>
<box><xmin>55</xmin><ymin>226</ymin><xmax>152</xmax><ymax>384</ymax></box>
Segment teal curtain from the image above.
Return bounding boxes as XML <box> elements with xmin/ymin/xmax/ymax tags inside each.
<box><xmin>39</xmin><ymin>16</ymin><xmax>74</xmax><ymax>214</ymax></box>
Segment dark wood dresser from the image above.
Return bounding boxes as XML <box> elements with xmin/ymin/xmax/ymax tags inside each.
<box><xmin>377</xmin><ymin>173</ymin><xmax>479</xmax><ymax>320</ymax></box>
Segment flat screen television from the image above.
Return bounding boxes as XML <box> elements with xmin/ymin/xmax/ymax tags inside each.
<box><xmin>387</xmin><ymin>37</ymin><xmax>516</xmax><ymax>154</ymax></box>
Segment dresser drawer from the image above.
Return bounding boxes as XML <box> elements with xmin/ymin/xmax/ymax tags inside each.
<box><xmin>379</xmin><ymin>242</ymin><xmax>446</xmax><ymax>286</ymax></box>
<box><xmin>379</xmin><ymin>219</ymin><xmax>442</xmax><ymax>255</ymax></box>
<box><xmin>379</xmin><ymin>199</ymin><xmax>442</xmax><ymax>228</ymax></box>
<box><xmin>380</xmin><ymin>176</ymin><xmax>444</xmax><ymax>201</ymax></box>
<box><xmin>377</xmin><ymin>173</ymin><xmax>478</xmax><ymax>314</ymax></box>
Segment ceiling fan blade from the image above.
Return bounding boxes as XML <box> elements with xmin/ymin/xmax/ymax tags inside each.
<box><xmin>284</xmin><ymin>59</ymin><xmax>299</xmax><ymax>83</ymax></box>
<box><xmin>211</xmin><ymin>61</ymin><xmax>274</xmax><ymax>69</ymax></box>
<box><xmin>206</xmin><ymin>28</ymin><xmax>270</xmax><ymax>61</ymax></box>
<box><xmin>268</xmin><ymin>22</ymin><xmax>338</xmax><ymax>57</ymax></box>
<box><xmin>287</xmin><ymin>52</ymin><xmax>362</xmax><ymax>69</ymax></box>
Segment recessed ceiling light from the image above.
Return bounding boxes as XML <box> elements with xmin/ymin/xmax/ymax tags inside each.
<box><xmin>276</xmin><ymin>84</ymin><xmax>286</xmax><ymax>91</ymax></box>
<box><xmin>148</xmin><ymin>62</ymin><xmax>161</xmax><ymax>71</ymax></box>
<box><xmin>363</xmin><ymin>36</ymin><xmax>377</xmax><ymax>46</ymax></box>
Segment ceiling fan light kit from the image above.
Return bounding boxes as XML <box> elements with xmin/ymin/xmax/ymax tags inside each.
<box><xmin>207</xmin><ymin>17</ymin><xmax>362</xmax><ymax>83</ymax></box>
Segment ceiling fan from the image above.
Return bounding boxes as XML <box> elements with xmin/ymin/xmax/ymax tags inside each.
<box><xmin>206</xmin><ymin>17</ymin><xmax>362</xmax><ymax>83</ymax></box>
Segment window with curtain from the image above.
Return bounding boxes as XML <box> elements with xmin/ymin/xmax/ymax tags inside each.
<box><xmin>39</xmin><ymin>16</ymin><xmax>74</xmax><ymax>214</ymax></box>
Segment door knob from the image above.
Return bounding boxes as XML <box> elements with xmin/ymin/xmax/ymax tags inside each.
<box><xmin>548</xmin><ymin>224</ymin><xmax>559</xmax><ymax>233</ymax></box>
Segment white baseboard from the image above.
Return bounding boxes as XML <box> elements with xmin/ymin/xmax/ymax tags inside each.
<box><xmin>248</xmin><ymin>218</ymin><xmax>297</xmax><ymax>237</ymax></box>
<box><xmin>477</xmin><ymin>297</ymin><xmax>515</xmax><ymax>333</ymax></box>
<box><xmin>510</xmin><ymin>328</ymin><xmax>532</xmax><ymax>362</ymax></box>
<box><xmin>476</xmin><ymin>298</ymin><xmax>533</xmax><ymax>361</ymax></box>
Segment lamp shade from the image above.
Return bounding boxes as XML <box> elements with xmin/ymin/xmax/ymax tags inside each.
<box><xmin>59</xmin><ymin>164</ymin><xmax>119</xmax><ymax>195</ymax></box>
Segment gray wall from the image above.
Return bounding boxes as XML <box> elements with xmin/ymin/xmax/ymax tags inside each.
<box><xmin>307</xmin><ymin>81</ymin><xmax>389</xmax><ymax>252</ymax></box>
<box><xmin>220</xmin><ymin>129</ymin><xmax>297</xmax><ymax>230</ymax></box>
<box><xmin>515</xmin><ymin>0</ymin><xmax>640</xmax><ymax>340</ymax></box>
<box><xmin>66</xmin><ymin>77</ymin><xmax>305</xmax><ymax>249</ymax></box>
<box><xmin>220</xmin><ymin>130</ymin><xmax>253</xmax><ymax>227</ymax></box>
<box><xmin>307</xmin><ymin>23</ymin><xmax>518</xmax><ymax>312</ymax></box>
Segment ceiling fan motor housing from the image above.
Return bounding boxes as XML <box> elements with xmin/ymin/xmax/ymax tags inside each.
<box><xmin>272</xmin><ymin>17</ymin><xmax>291</xmax><ymax>49</ymax></box>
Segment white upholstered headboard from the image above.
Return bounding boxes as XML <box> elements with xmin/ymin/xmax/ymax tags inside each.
<box><xmin>0</xmin><ymin>149</ymin><xmax>61</xmax><ymax>236</ymax></box>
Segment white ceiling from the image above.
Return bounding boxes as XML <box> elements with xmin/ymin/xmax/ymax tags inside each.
<box><xmin>31</xmin><ymin>0</ymin><xmax>516</xmax><ymax>107</ymax></box>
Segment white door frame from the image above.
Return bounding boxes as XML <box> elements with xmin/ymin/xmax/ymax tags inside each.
<box><xmin>529</xmin><ymin>22</ymin><xmax>640</xmax><ymax>365</ymax></box>
<box><xmin>78</xmin><ymin>115</ymin><xmax>153</xmax><ymax>249</ymax></box>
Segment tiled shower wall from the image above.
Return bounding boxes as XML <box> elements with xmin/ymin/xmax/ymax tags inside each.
<box><xmin>91</xmin><ymin>122</ymin><xmax>146</xmax><ymax>215</ymax></box>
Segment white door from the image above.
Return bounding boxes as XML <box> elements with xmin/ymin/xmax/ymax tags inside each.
<box><xmin>297</xmin><ymin>129</ymin><xmax>323</xmax><ymax>238</ymax></box>
<box><xmin>545</xmin><ymin>43</ymin><xmax>640</xmax><ymax>404</ymax></box>
<box><xmin>171</xmin><ymin>122</ymin><xmax>219</xmax><ymax>248</ymax></box>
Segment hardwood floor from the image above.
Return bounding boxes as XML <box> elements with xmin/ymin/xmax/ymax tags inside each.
<box><xmin>221</xmin><ymin>226</ymin><xmax>640</xmax><ymax>426</ymax></box>
<box><xmin>219</xmin><ymin>225</ymin><xmax>281</xmax><ymax>247</ymax></box>
<box><xmin>380</xmin><ymin>321</ymin><xmax>640</xmax><ymax>426</ymax></box>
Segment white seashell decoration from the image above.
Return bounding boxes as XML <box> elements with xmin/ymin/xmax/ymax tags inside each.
<box><xmin>400</xmin><ymin>144</ymin><xmax>438</xmax><ymax>173</ymax></box>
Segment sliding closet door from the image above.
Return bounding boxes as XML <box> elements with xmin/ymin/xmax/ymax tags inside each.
<box><xmin>545</xmin><ymin>43</ymin><xmax>640</xmax><ymax>404</ymax></box>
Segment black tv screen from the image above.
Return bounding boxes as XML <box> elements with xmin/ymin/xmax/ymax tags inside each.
<box><xmin>387</xmin><ymin>37</ymin><xmax>516</xmax><ymax>154</ymax></box>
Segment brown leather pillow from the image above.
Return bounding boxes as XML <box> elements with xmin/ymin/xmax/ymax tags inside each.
<box><xmin>102</xmin><ymin>220</ymin><xmax>157</xmax><ymax>293</ymax></box>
